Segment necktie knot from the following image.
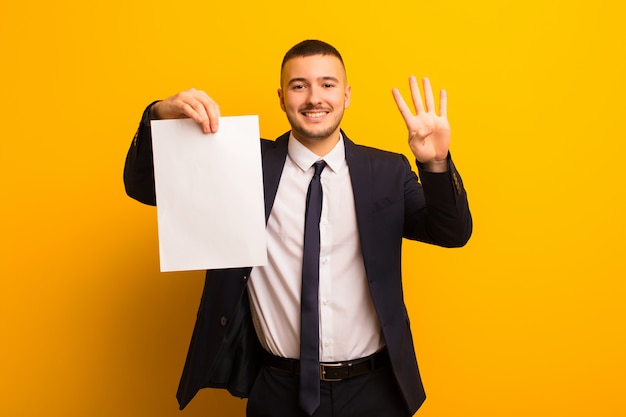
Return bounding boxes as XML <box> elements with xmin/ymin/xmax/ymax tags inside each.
<box><xmin>312</xmin><ymin>160</ymin><xmax>326</xmax><ymax>178</ymax></box>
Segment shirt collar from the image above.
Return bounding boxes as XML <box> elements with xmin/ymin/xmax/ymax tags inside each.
<box><xmin>287</xmin><ymin>132</ymin><xmax>346</xmax><ymax>173</ymax></box>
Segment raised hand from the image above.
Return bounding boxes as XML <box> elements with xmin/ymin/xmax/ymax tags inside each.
<box><xmin>151</xmin><ymin>88</ymin><xmax>221</xmax><ymax>133</ymax></box>
<box><xmin>392</xmin><ymin>76</ymin><xmax>450</xmax><ymax>172</ymax></box>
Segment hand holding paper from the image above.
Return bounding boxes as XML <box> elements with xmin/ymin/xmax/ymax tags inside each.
<box><xmin>151</xmin><ymin>88</ymin><xmax>222</xmax><ymax>133</ymax></box>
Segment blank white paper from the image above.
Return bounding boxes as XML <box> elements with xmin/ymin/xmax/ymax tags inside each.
<box><xmin>151</xmin><ymin>116</ymin><xmax>267</xmax><ymax>272</ymax></box>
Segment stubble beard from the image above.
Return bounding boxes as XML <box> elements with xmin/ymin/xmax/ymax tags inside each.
<box><xmin>286</xmin><ymin>108</ymin><xmax>344</xmax><ymax>142</ymax></box>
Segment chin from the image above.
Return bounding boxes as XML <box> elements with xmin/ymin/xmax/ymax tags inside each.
<box><xmin>296</xmin><ymin>128</ymin><xmax>337</xmax><ymax>142</ymax></box>
<box><xmin>289</xmin><ymin>118</ymin><xmax>342</xmax><ymax>143</ymax></box>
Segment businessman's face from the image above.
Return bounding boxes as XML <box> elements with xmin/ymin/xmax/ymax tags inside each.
<box><xmin>278</xmin><ymin>54</ymin><xmax>351</xmax><ymax>147</ymax></box>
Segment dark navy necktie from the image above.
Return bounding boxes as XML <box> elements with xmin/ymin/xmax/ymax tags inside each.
<box><xmin>299</xmin><ymin>160</ymin><xmax>326</xmax><ymax>415</ymax></box>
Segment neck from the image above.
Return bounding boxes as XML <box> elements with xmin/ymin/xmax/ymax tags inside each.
<box><xmin>292</xmin><ymin>131</ymin><xmax>341</xmax><ymax>157</ymax></box>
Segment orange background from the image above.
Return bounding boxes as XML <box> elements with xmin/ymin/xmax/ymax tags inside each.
<box><xmin>1</xmin><ymin>0</ymin><xmax>625</xmax><ymax>416</ymax></box>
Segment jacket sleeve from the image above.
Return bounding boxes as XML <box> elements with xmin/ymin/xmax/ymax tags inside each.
<box><xmin>403</xmin><ymin>153</ymin><xmax>473</xmax><ymax>247</ymax></box>
<box><xmin>123</xmin><ymin>101</ymin><xmax>160</xmax><ymax>206</ymax></box>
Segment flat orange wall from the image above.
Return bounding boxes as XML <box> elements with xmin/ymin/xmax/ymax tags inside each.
<box><xmin>1</xmin><ymin>1</ymin><xmax>625</xmax><ymax>416</ymax></box>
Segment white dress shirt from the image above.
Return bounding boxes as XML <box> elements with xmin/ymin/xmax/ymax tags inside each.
<box><xmin>248</xmin><ymin>134</ymin><xmax>385</xmax><ymax>362</ymax></box>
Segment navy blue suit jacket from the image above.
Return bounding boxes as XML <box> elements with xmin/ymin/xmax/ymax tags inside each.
<box><xmin>124</xmin><ymin>105</ymin><xmax>472</xmax><ymax>414</ymax></box>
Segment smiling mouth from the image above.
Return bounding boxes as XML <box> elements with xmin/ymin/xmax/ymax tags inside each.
<box><xmin>302</xmin><ymin>111</ymin><xmax>329</xmax><ymax>118</ymax></box>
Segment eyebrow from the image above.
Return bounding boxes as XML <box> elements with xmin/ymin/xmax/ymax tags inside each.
<box><xmin>287</xmin><ymin>76</ymin><xmax>340</xmax><ymax>85</ymax></box>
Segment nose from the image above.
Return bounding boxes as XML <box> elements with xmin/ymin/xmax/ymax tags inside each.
<box><xmin>306</xmin><ymin>85</ymin><xmax>323</xmax><ymax>105</ymax></box>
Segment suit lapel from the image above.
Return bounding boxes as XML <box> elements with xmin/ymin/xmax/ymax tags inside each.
<box><xmin>262</xmin><ymin>132</ymin><xmax>289</xmax><ymax>223</ymax></box>
<box><xmin>343</xmin><ymin>132</ymin><xmax>377</xmax><ymax>265</ymax></box>
<box><xmin>344</xmin><ymin>132</ymin><xmax>374</xmax><ymax>209</ymax></box>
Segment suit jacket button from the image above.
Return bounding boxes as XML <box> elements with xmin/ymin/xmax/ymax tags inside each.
<box><xmin>452</xmin><ymin>173</ymin><xmax>461</xmax><ymax>194</ymax></box>
<box><xmin>220</xmin><ymin>316</ymin><xmax>228</xmax><ymax>327</ymax></box>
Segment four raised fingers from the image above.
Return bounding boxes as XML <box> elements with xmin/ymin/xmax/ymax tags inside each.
<box><xmin>392</xmin><ymin>76</ymin><xmax>448</xmax><ymax>126</ymax></box>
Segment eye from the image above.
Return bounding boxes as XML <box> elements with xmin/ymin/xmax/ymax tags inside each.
<box><xmin>323</xmin><ymin>83</ymin><xmax>335</xmax><ymax>88</ymax></box>
<box><xmin>291</xmin><ymin>83</ymin><xmax>306</xmax><ymax>90</ymax></box>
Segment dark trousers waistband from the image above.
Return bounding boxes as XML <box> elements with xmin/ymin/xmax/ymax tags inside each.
<box><xmin>263</xmin><ymin>349</ymin><xmax>390</xmax><ymax>382</ymax></box>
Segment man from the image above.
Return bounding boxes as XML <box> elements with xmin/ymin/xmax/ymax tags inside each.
<box><xmin>124</xmin><ymin>40</ymin><xmax>472</xmax><ymax>417</ymax></box>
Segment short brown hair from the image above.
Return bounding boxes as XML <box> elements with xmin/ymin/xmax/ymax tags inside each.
<box><xmin>281</xmin><ymin>40</ymin><xmax>345</xmax><ymax>78</ymax></box>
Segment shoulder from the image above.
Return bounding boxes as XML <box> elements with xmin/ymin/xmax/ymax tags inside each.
<box><xmin>260</xmin><ymin>131</ymin><xmax>289</xmax><ymax>151</ymax></box>
<box><xmin>343</xmin><ymin>133</ymin><xmax>411</xmax><ymax>168</ymax></box>
<box><xmin>351</xmin><ymin>142</ymin><xmax>407</xmax><ymax>160</ymax></box>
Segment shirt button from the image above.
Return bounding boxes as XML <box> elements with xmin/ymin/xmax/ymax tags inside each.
<box><xmin>322</xmin><ymin>298</ymin><xmax>329</xmax><ymax>305</ymax></box>
<box><xmin>321</xmin><ymin>257</ymin><xmax>328</xmax><ymax>264</ymax></box>
<box><xmin>323</xmin><ymin>340</ymin><xmax>331</xmax><ymax>347</ymax></box>
<box><xmin>321</xmin><ymin>219</ymin><xmax>328</xmax><ymax>226</ymax></box>
<box><xmin>219</xmin><ymin>316</ymin><xmax>228</xmax><ymax>327</ymax></box>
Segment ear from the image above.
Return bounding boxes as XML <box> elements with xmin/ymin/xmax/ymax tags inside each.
<box><xmin>344</xmin><ymin>85</ymin><xmax>352</xmax><ymax>109</ymax></box>
<box><xmin>277</xmin><ymin>88</ymin><xmax>286</xmax><ymax>112</ymax></box>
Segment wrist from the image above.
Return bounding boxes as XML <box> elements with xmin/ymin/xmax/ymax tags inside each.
<box><xmin>141</xmin><ymin>100</ymin><xmax>162</xmax><ymax>127</ymax></box>
<box><xmin>420</xmin><ymin>158</ymin><xmax>448</xmax><ymax>173</ymax></box>
<box><xmin>149</xmin><ymin>101</ymin><xmax>161</xmax><ymax>120</ymax></box>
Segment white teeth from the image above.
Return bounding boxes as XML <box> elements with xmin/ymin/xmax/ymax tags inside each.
<box><xmin>304</xmin><ymin>112</ymin><xmax>326</xmax><ymax>118</ymax></box>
